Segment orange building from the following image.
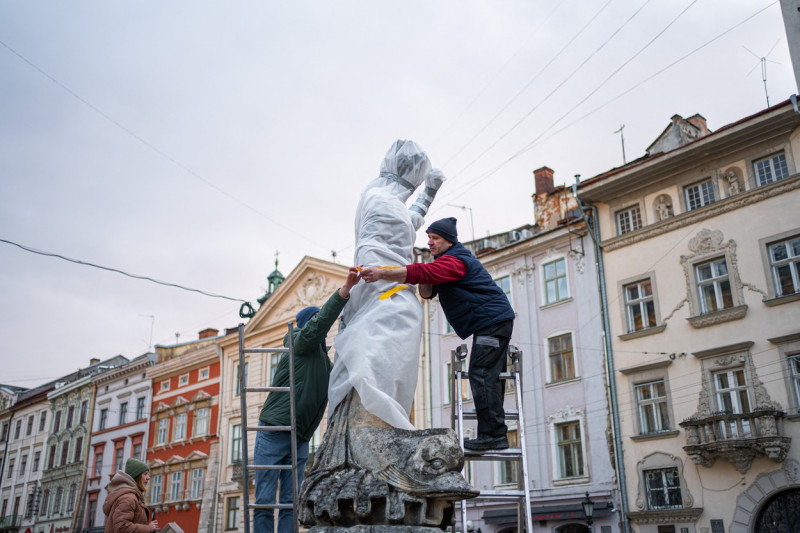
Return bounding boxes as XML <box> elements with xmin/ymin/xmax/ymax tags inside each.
<box><xmin>146</xmin><ymin>328</ymin><xmax>227</xmax><ymax>533</ymax></box>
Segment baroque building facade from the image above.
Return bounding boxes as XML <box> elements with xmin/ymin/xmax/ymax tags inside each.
<box><xmin>427</xmin><ymin>167</ymin><xmax>619</xmax><ymax>533</ymax></box>
<box><xmin>145</xmin><ymin>330</ymin><xmax>223</xmax><ymax>533</ymax></box>
<box><xmin>83</xmin><ymin>353</ymin><xmax>154</xmax><ymax>532</ymax></box>
<box><xmin>579</xmin><ymin>99</ymin><xmax>800</xmax><ymax>532</ymax></box>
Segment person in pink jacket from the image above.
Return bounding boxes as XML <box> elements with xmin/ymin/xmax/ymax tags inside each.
<box><xmin>103</xmin><ymin>458</ymin><xmax>159</xmax><ymax>533</ymax></box>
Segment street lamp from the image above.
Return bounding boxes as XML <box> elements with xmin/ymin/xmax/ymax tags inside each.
<box><xmin>448</xmin><ymin>204</ymin><xmax>475</xmax><ymax>242</ymax></box>
<box><xmin>582</xmin><ymin>492</ymin><xmax>595</xmax><ymax>530</ymax></box>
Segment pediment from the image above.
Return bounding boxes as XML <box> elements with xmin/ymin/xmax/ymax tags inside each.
<box><xmin>171</xmin><ymin>396</ymin><xmax>190</xmax><ymax>408</ymax></box>
<box><xmin>185</xmin><ymin>450</ymin><xmax>209</xmax><ymax>461</ymax></box>
<box><xmin>165</xmin><ymin>455</ymin><xmax>185</xmax><ymax>465</ymax></box>
<box><xmin>244</xmin><ymin>256</ymin><xmax>349</xmax><ymax>334</ymax></box>
<box><xmin>190</xmin><ymin>390</ymin><xmax>212</xmax><ymax>403</ymax></box>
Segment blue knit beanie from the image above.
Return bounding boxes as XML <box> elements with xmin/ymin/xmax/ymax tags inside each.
<box><xmin>296</xmin><ymin>306</ymin><xmax>320</xmax><ymax>329</ymax></box>
<box><xmin>427</xmin><ymin>217</ymin><xmax>458</xmax><ymax>243</ymax></box>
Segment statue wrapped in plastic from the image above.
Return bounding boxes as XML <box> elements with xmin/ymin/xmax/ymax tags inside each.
<box><xmin>299</xmin><ymin>140</ymin><xmax>477</xmax><ymax>530</ymax></box>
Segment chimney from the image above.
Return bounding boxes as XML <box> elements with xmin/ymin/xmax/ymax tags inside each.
<box><xmin>90</xmin><ymin>358</ymin><xmax>100</xmax><ymax>366</ymax></box>
<box><xmin>198</xmin><ymin>328</ymin><xmax>219</xmax><ymax>339</ymax></box>
<box><xmin>686</xmin><ymin>114</ymin><xmax>710</xmax><ymax>136</ymax></box>
<box><xmin>534</xmin><ymin>167</ymin><xmax>555</xmax><ymax>195</ymax></box>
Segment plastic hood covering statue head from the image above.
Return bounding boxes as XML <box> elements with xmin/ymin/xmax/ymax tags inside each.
<box><xmin>328</xmin><ymin>139</ymin><xmax>439</xmax><ymax>430</ymax></box>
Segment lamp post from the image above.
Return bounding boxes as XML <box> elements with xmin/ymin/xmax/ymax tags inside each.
<box><xmin>582</xmin><ymin>492</ymin><xmax>595</xmax><ymax>531</ymax></box>
<box><xmin>448</xmin><ymin>204</ymin><xmax>475</xmax><ymax>242</ymax></box>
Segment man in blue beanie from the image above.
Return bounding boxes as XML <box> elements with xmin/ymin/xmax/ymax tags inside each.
<box><xmin>361</xmin><ymin>217</ymin><xmax>515</xmax><ymax>452</ymax></box>
<box><xmin>254</xmin><ymin>267</ymin><xmax>362</xmax><ymax>533</ymax></box>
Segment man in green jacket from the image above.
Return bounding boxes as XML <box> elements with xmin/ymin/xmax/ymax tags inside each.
<box><xmin>254</xmin><ymin>267</ymin><xmax>361</xmax><ymax>533</ymax></box>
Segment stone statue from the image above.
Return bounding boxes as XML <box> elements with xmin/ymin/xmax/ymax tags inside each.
<box><xmin>724</xmin><ymin>170</ymin><xmax>740</xmax><ymax>195</ymax></box>
<box><xmin>655</xmin><ymin>195</ymin><xmax>673</xmax><ymax>221</ymax></box>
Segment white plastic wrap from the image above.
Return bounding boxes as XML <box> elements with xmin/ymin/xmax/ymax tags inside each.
<box><xmin>328</xmin><ymin>140</ymin><xmax>436</xmax><ymax>430</ymax></box>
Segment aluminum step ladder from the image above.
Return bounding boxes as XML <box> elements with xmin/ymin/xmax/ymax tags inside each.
<box><xmin>451</xmin><ymin>344</ymin><xmax>533</xmax><ymax>533</ymax></box>
<box><xmin>237</xmin><ymin>323</ymin><xmax>299</xmax><ymax>533</ymax></box>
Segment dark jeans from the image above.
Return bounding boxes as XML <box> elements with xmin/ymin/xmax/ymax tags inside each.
<box><xmin>468</xmin><ymin>319</ymin><xmax>513</xmax><ymax>439</ymax></box>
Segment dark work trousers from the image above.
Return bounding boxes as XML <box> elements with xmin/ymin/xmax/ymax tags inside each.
<box><xmin>468</xmin><ymin>319</ymin><xmax>514</xmax><ymax>439</ymax></box>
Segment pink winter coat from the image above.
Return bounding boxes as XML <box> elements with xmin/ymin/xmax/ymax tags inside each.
<box><xmin>103</xmin><ymin>471</ymin><xmax>152</xmax><ymax>533</ymax></box>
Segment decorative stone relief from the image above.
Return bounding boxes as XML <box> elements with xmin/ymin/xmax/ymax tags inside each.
<box><xmin>721</xmin><ymin>168</ymin><xmax>741</xmax><ymax>196</ymax></box>
<box><xmin>294</xmin><ymin>273</ymin><xmax>335</xmax><ymax>311</ymax></box>
<box><xmin>546</xmin><ymin>405</ymin><xmax>583</xmax><ymax>424</ymax></box>
<box><xmin>511</xmin><ymin>264</ymin><xmax>534</xmax><ymax>285</ymax></box>
<box><xmin>568</xmin><ymin>249</ymin><xmax>585</xmax><ymax>274</ymax></box>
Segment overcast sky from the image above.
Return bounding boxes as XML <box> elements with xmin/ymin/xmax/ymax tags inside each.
<box><xmin>1</xmin><ymin>1</ymin><xmax>796</xmax><ymax>388</ymax></box>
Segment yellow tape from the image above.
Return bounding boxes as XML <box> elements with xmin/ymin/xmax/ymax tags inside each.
<box><xmin>379</xmin><ymin>284</ymin><xmax>409</xmax><ymax>300</ymax></box>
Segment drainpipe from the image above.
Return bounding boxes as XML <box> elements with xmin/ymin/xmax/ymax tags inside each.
<box><xmin>573</xmin><ymin>178</ymin><xmax>631</xmax><ymax>533</ymax></box>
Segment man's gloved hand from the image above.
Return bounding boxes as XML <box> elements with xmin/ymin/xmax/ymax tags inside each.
<box><xmin>425</xmin><ymin>168</ymin><xmax>446</xmax><ymax>191</ymax></box>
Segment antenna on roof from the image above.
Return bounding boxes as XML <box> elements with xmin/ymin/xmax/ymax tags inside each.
<box><xmin>744</xmin><ymin>39</ymin><xmax>781</xmax><ymax>107</ymax></box>
<box><xmin>614</xmin><ymin>125</ymin><xmax>627</xmax><ymax>165</ymax></box>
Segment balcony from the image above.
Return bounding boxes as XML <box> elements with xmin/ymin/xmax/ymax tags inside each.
<box><xmin>679</xmin><ymin>407</ymin><xmax>791</xmax><ymax>474</ymax></box>
<box><xmin>0</xmin><ymin>515</ymin><xmax>22</xmax><ymax>532</ymax></box>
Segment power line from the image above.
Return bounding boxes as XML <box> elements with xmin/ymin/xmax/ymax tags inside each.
<box><xmin>0</xmin><ymin>237</ymin><xmax>248</xmax><ymax>304</ymax></box>
<box><xmin>0</xmin><ymin>38</ymin><xmax>329</xmax><ymax>253</ymax></box>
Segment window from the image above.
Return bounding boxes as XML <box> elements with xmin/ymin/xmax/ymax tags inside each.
<box><xmin>94</xmin><ymin>452</ymin><xmax>103</xmax><ymax>477</ymax></box>
<box><xmin>754</xmin><ymin>152</ymin><xmax>789</xmax><ymax>187</ymax></box>
<box><xmin>174</xmin><ymin>413</ymin><xmax>187</xmax><ymax>441</ymax></box>
<box><xmin>67</xmin><ymin>484</ymin><xmax>76</xmax><ymax>512</ymax></box>
<box><xmin>80</xmin><ymin>400</ymin><xmax>88</xmax><ymax>424</ymax></box>
<box><xmin>14</xmin><ymin>419</ymin><xmax>22</xmax><ymax>439</ymax></box>
<box><xmin>53</xmin><ymin>486</ymin><xmax>63</xmax><ymax>515</ymax></box>
<box><xmin>235</xmin><ymin>362</ymin><xmax>248</xmax><ymax>397</ymax></box>
<box><xmin>136</xmin><ymin>397</ymin><xmax>146</xmax><ymax>420</ymax></box>
<box><xmin>66</xmin><ymin>406</ymin><xmax>74</xmax><ymax>428</ymax></box>
<box><xmin>169</xmin><ymin>471</ymin><xmax>183</xmax><ymax>501</ymax></box>
<box><xmin>495</xmin><ymin>275</ymin><xmax>512</xmax><ymax>306</ymax></box>
<box><xmin>270</xmin><ymin>353</ymin><xmax>281</xmax><ymax>385</ymax></box>
<box><xmin>644</xmin><ymin>468</ymin><xmax>682</xmax><ymax>509</ymax></box>
<box><xmin>194</xmin><ymin>407</ymin><xmax>210</xmax><ymax>437</ymax></box>
<box><xmin>26</xmin><ymin>415</ymin><xmax>34</xmax><ymax>436</ymax></box>
<box><xmin>635</xmin><ymin>380</ymin><xmax>671</xmax><ymax>434</ymax></box>
<box><xmin>40</xmin><ymin>489</ymin><xmax>50</xmax><ymax>517</ymax></box>
<box><xmin>60</xmin><ymin>441</ymin><xmax>69</xmax><ymax>466</ymax></box>
<box><xmin>231</xmin><ymin>424</ymin><xmax>242</xmax><ymax>463</ymax></box>
<box><xmin>714</xmin><ymin>368</ymin><xmax>752</xmax><ymax>438</ymax></box>
<box><xmin>1</xmin><ymin>422</ymin><xmax>7</xmax><ymax>442</ymax></box>
<box><xmin>179</xmin><ymin>373</ymin><xmax>190</xmax><ymax>387</ymax></box>
<box><xmin>191</xmin><ymin>468</ymin><xmax>204</xmax><ymax>499</ymax></box>
<box><xmin>625</xmin><ymin>279</ymin><xmax>657</xmax><ymax>332</ymax></box>
<box><xmin>789</xmin><ymin>352</ymin><xmax>800</xmax><ymax>414</ymax></box>
<box><xmin>39</xmin><ymin>412</ymin><xmax>47</xmax><ymax>432</ymax></box>
<box><xmin>556</xmin><ymin>421</ymin><xmax>584</xmax><ymax>478</ymax></box>
<box><xmin>542</xmin><ymin>258</ymin><xmax>568</xmax><ymax>304</ymax></box>
<box><xmin>199</xmin><ymin>367</ymin><xmax>210</xmax><ymax>380</ymax></box>
<box><xmin>32</xmin><ymin>451</ymin><xmax>40</xmax><ymax>472</ymax></box>
<box><xmin>226</xmin><ymin>497</ymin><xmax>240</xmax><ymax>530</ymax></box>
<box><xmin>157</xmin><ymin>418</ymin><xmax>168</xmax><ymax>445</ymax></box>
<box><xmin>548</xmin><ymin>333</ymin><xmax>575</xmax><ymax>382</ymax></box>
<box><xmin>19</xmin><ymin>454</ymin><xmax>27</xmax><ymax>476</ymax></box>
<box><xmin>160</xmin><ymin>379</ymin><xmax>170</xmax><ymax>392</ymax></box>
<box><xmin>99</xmin><ymin>409</ymin><xmax>108</xmax><ymax>430</ymax></box>
<box><xmin>119</xmin><ymin>402</ymin><xmax>128</xmax><ymax>425</ymax></box>
<box><xmin>150</xmin><ymin>474</ymin><xmax>163</xmax><ymax>504</ymax></box>
<box><xmin>73</xmin><ymin>437</ymin><xmax>83</xmax><ymax>463</ymax></box>
<box><xmin>133</xmin><ymin>443</ymin><xmax>142</xmax><ymax>459</ymax></box>
<box><xmin>497</xmin><ymin>430</ymin><xmax>519</xmax><ymax>485</ymax></box>
<box><xmin>6</xmin><ymin>458</ymin><xmax>13</xmax><ymax>479</ymax></box>
<box><xmin>696</xmin><ymin>258</ymin><xmax>733</xmax><ymax>313</ymax></box>
<box><xmin>48</xmin><ymin>445</ymin><xmax>56</xmax><ymax>469</ymax></box>
<box><xmin>616</xmin><ymin>205</ymin><xmax>642</xmax><ymax>235</ymax></box>
<box><xmin>684</xmin><ymin>179</ymin><xmax>715</xmax><ymax>210</ymax></box>
<box><xmin>768</xmin><ymin>236</ymin><xmax>800</xmax><ymax>298</ymax></box>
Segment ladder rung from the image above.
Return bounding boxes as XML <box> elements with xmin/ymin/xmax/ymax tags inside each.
<box><xmin>246</xmin><ymin>386</ymin><xmax>290</xmax><ymax>393</ymax></box>
<box><xmin>460</xmin><ymin>409</ymin><xmax>519</xmax><ymax>420</ymax></box>
<box><xmin>245</xmin><ymin>425</ymin><xmax>291</xmax><ymax>432</ymax></box>
<box><xmin>464</xmin><ymin>447</ymin><xmax>523</xmax><ymax>460</ymax></box>
<box><xmin>249</xmin><ymin>503</ymin><xmax>293</xmax><ymax>510</ymax></box>
<box><xmin>247</xmin><ymin>464</ymin><xmax>292</xmax><ymax>471</ymax></box>
<box><xmin>454</xmin><ymin>371</ymin><xmax>518</xmax><ymax>380</ymax></box>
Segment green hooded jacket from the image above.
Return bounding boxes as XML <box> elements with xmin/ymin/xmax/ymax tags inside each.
<box><xmin>258</xmin><ymin>290</ymin><xmax>347</xmax><ymax>441</ymax></box>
